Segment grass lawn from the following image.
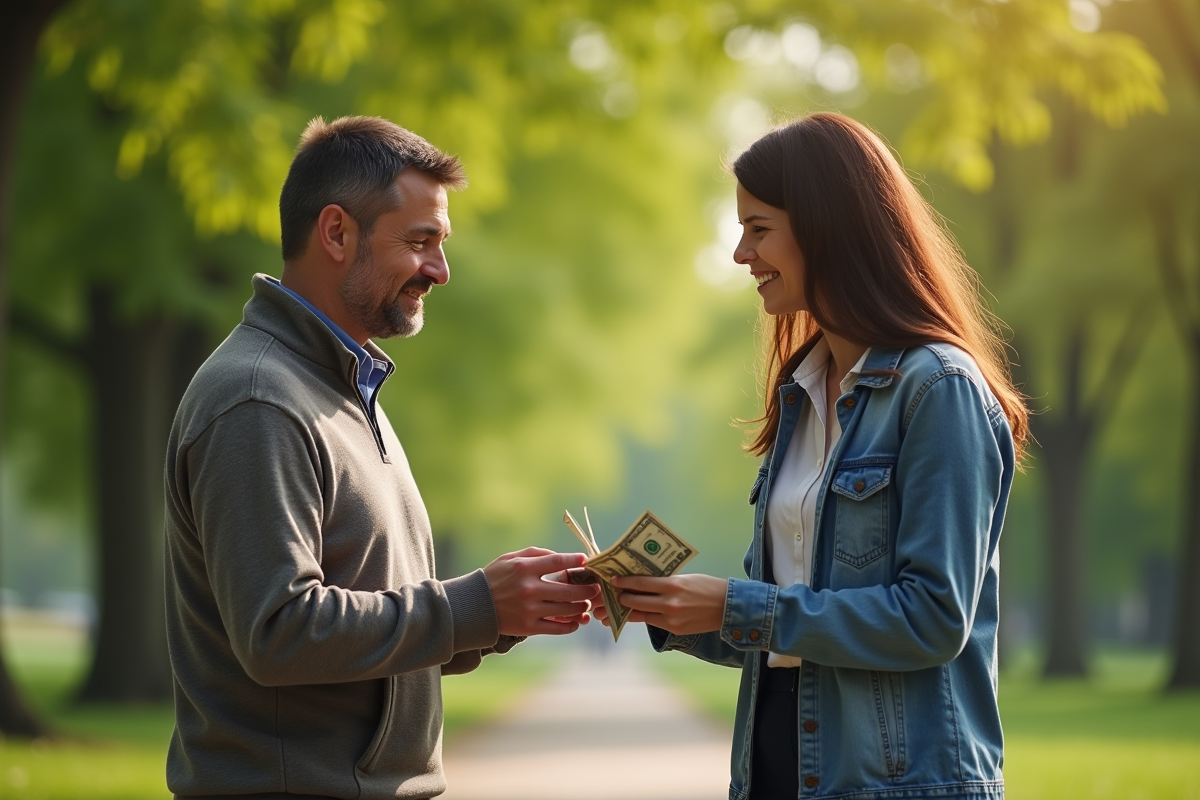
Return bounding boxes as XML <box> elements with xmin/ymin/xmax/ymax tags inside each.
<box><xmin>651</xmin><ymin>646</ymin><xmax>1200</xmax><ymax>800</ymax></box>
<box><xmin>0</xmin><ymin>612</ymin><xmax>555</xmax><ymax>800</ymax></box>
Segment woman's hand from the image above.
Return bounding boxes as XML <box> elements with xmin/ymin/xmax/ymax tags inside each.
<box><xmin>610</xmin><ymin>574</ymin><xmax>729</xmax><ymax>635</ymax></box>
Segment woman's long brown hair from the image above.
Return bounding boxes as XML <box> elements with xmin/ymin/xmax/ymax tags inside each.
<box><xmin>733</xmin><ymin>113</ymin><xmax>1029</xmax><ymax>461</ymax></box>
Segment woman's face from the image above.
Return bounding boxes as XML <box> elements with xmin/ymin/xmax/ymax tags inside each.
<box><xmin>734</xmin><ymin>182</ymin><xmax>807</xmax><ymax>316</ymax></box>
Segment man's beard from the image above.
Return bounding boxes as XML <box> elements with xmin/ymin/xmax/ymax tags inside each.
<box><xmin>340</xmin><ymin>245</ymin><xmax>432</xmax><ymax>340</ymax></box>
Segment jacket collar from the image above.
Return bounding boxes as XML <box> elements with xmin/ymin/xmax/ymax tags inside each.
<box><xmin>781</xmin><ymin>338</ymin><xmax>905</xmax><ymax>391</ymax></box>
<box><xmin>241</xmin><ymin>273</ymin><xmax>395</xmax><ymax>384</ymax></box>
<box><xmin>850</xmin><ymin>346</ymin><xmax>905</xmax><ymax>389</ymax></box>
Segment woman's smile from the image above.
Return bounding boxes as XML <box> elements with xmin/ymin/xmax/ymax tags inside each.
<box><xmin>734</xmin><ymin>183</ymin><xmax>808</xmax><ymax>314</ymax></box>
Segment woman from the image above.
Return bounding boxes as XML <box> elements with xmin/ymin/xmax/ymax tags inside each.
<box><xmin>598</xmin><ymin>113</ymin><xmax>1026</xmax><ymax>800</ymax></box>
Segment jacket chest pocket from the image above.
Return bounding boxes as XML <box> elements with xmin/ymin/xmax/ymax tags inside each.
<box><xmin>830</xmin><ymin>463</ymin><xmax>892</xmax><ymax>568</ymax></box>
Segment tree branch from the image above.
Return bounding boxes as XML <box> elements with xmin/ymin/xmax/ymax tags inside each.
<box><xmin>1087</xmin><ymin>303</ymin><xmax>1156</xmax><ymax>433</ymax></box>
<box><xmin>8</xmin><ymin>305</ymin><xmax>85</xmax><ymax>364</ymax></box>
<box><xmin>1063</xmin><ymin>323</ymin><xmax>1087</xmax><ymax>421</ymax></box>
<box><xmin>1151</xmin><ymin>198</ymin><xmax>1200</xmax><ymax>352</ymax></box>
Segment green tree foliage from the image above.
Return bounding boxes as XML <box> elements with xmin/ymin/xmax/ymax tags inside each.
<box><xmin>10</xmin><ymin>0</ymin><xmax>747</xmax><ymax>704</ymax></box>
<box><xmin>8</xmin><ymin>64</ymin><xmax>277</xmax><ymax>703</ymax></box>
<box><xmin>1102</xmin><ymin>0</ymin><xmax>1200</xmax><ymax>688</ymax></box>
<box><xmin>626</xmin><ymin>2</ymin><xmax>1170</xmax><ymax>679</ymax></box>
<box><xmin>973</xmin><ymin>0</ymin><xmax>1200</xmax><ymax>685</ymax></box>
<box><xmin>716</xmin><ymin>0</ymin><xmax>1165</xmax><ymax>188</ymax></box>
<box><xmin>0</xmin><ymin>0</ymin><xmax>72</xmax><ymax>741</ymax></box>
<box><xmin>849</xmin><ymin>0</ymin><xmax>1196</xmax><ymax>683</ymax></box>
<box><xmin>2</xmin><ymin>0</ymin><xmax>1171</xmax><ymax>717</ymax></box>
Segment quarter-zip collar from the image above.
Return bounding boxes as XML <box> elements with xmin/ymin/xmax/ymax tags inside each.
<box><xmin>273</xmin><ymin>279</ymin><xmax>392</xmax><ymax>419</ymax></box>
<box><xmin>243</xmin><ymin>274</ymin><xmax>396</xmax><ymax>457</ymax></box>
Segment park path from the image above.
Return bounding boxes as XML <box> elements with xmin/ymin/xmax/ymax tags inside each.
<box><xmin>439</xmin><ymin>639</ymin><xmax>733</xmax><ymax>800</ymax></box>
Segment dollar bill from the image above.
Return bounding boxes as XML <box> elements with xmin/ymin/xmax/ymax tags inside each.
<box><xmin>562</xmin><ymin>509</ymin><xmax>697</xmax><ymax>641</ymax></box>
<box><xmin>564</xmin><ymin>565</ymin><xmax>630</xmax><ymax>639</ymax></box>
<box><xmin>563</xmin><ymin>509</ymin><xmax>598</xmax><ymax>557</ymax></box>
<box><xmin>563</xmin><ymin>510</ymin><xmax>633</xmax><ymax>638</ymax></box>
<box><xmin>586</xmin><ymin>511</ymin><xmax>698</xmax><ymax>581</ymax></box>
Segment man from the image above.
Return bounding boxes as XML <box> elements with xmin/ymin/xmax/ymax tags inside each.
<box><xmin>163</xmin><ymin>116</ymin><xmax>597</xmax><ymax>800</ymax></box>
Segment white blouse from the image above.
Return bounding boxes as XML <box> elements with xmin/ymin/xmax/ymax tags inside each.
<box><xmin>765</xmin><ymin>340</ymin><xmax>869</xmax><ymax>668</ymax></box>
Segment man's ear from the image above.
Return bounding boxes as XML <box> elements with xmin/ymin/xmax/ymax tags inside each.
<box><xmin>315</xmin><ymin>204</ymin><xmax>359</xmax><ymax>265</ymax></box>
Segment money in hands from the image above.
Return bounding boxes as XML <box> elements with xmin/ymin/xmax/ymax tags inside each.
<box><xmin>562</xmin><ymin>509</ymin><xmax>698</xmax><ymax>641</ymax></box>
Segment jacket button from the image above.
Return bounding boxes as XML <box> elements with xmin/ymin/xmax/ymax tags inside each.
<box><xmin>785</xmin><ymin>394</ymin><xmax>796</xmax><ymax>405</ymax></box>
<box><xmin>749</xmin><ymin>630</ymin><xmax>760</xmax><ymax>642</ymax></box>
<box><xmin>804</xmin><ymin>719</ymin><xmax>818</xmax><ymax>733</ymax></box>
<box><xmin>731</xmin><ymin>629</ymin><xmax>743</xmax><ymax>641</ymax></box>
<box><xmin>844</xmin><ymin>397</ymin><xmax>856</xmax><ymax>409</ymax></box>
<box><xmin>805</xmin><ymin>775</ymin><xmax>818</xmax><ymax>788</ymax></box>
<box><xmin>854</xmin><ymin>479</ymin><xmax>865</xmax><ymax>492</ymax></box>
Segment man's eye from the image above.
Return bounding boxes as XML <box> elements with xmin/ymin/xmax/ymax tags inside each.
<box><xmin>411</xmin><ymin>239</ymin><xmax>427</xmax><ymax>250</ymax></box>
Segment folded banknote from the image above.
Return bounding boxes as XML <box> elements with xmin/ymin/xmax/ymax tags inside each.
<box><xmin>562</xmin><ymin>509</ymin><xmax>697</xmax><ymax>641</ymax></box>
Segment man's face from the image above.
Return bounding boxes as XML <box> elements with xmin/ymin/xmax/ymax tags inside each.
<box><xmin>340</xmin><ymin>168</ymin><xmax>451</xmax><ymax>339</ymax></box>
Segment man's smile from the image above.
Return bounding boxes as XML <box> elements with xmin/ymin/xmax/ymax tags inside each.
<box><xmin>400</xmin><ymin>276</ymin><xmax>434</xmax><ymax>302</ymax></box>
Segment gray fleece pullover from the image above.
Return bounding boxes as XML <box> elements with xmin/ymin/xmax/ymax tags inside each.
<box><xmin>164</xmin><ymin>275</ymin><xmax>504</xmax><ymax>799</ymax></box>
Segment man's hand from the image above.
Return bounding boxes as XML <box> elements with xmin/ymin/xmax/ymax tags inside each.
<box><xmin>610</xmin><ymin>574</ymin><xmax>728</xmax><ymax>635</ymax></box>
<box><xmin>589</xmin><ymin>594</ymin><xmax>627</xmax><ymax>627</ymax></box>
<box><xmin>483</xmin><ymin>548</ymin><xmax>600</xmax><ymax>636</ymax></box>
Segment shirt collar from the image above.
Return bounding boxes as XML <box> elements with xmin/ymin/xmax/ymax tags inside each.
<box><xmin>789</xmin><ymin>338</ymin><xmax>872</xmax><ymax>395</ymax></box>
<box><xmin>791</xmin><ymin>337</ymin><xmax>831</xmax><ymax>386</ymax></box>
<box><xmin>840</xmin><ymin>348</ymin><xmax>872</xmax><ymax>394</ymax></box>
<box><xmin>273</xmin><ymin>280</ymin><xmax>390</xmax><ymax>400</ymax></box>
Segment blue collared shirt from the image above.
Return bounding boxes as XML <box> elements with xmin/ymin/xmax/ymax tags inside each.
<box><xmin>276</xmin><ymin>283</ymin><xmax>390</xmax><ymax>417</ymax></box>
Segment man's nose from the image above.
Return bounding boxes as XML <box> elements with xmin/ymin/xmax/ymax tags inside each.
<box><xmin>423</xmin><ymin>247</ymin><xmax>450</xmax><ymax>285</ymax></box>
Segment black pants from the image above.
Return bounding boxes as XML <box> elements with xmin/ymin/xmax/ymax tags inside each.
<box><xmin>748</xmin><ymin>653</ymin><xmax>800</xmax><ymax>800</ymax></box>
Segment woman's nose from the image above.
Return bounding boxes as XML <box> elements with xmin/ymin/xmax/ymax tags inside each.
<box><xmin>733</xmin><ymin>235</ymin><xmax>755</xmax><ymax>265</ymax></box>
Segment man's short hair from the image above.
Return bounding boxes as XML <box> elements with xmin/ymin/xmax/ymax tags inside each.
<box><xmin>279</xmin><ymin>116</ymin><xmax>467</xmax><ymax>260</ymax></box>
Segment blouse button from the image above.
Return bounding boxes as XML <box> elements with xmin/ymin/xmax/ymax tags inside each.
<box><xmin>749</xmin><ymin>630</ymin><xmax>761</xmax><ymax>642</ymax></box>
<box><xmin>844</xmin><ymin>397</ymin><xmax>857</xmax><ymax>409</ymax></box>
<box><xmin>804</xmin><ymin>719</ymin><xmax>818</xmax><ymax>733</ymax></box>
<box><xmin>731</xmin><ymin>629</ymin><xmax>744</xmax><ymax>641</ymax></box>
<box><xmin>785</xmin><ymin>394</ymin><xmax>796</xmax><ymax>405</ymax></box>
<box><xmin>854</xmin><ymin>479</ymin><xmax>865</xmax><ymax>492</ymax></box>
<box><xmin>805</xmin><ymin>775</ymin><xmax>819</xmax><ymax>788</ymax></box>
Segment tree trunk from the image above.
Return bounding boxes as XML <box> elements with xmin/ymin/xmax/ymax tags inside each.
<box><xmin>1035</xmin><ymin>328</ymin><xmax>1094</xmax><ymax>677</ymax></box>
<box><xmin>168</xmin><ymin>321</ymin><xmax>212</xmax><ymax>406</ymax></box>
<box><xmin>1037</xmin><ymin>425</ymin><xmax>1091</xmax><ymax>676</ymax></box>
<box><xmin>1167</xmin><ymin>349</ymin><xmax>1200</xmax><ymax>688</ymax></box>
<box><xmin>987</xmin><ymin>144</ymin><xmax>1019</xmax><ymax>670</ymax></box>
<box><xmin>0</xmin><ymin>0</ymin><xmax>70</xmax><ymax>738</ymax></box>
<box><xmin>1151</xmin><ymin>194</ymin><xmax>1200</xmax><ymax>689</ymax></box>
<box><xmin>75</xmin><ymin>288</ymin><xmax>174</xmax><ymax>703</ymax></box>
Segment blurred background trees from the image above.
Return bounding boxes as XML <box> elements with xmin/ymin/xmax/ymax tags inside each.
<box><xmin>1</xmin><ymin>0</ymin><xmax>1196</xmax><ymax>739</ymax></box>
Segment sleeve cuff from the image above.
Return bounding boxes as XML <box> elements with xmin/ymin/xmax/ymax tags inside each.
<box><xmin>647</xmin><ymin>625</ymin><xmax>698</xmax><ymax>653</ymax></box>
<box><xmin>442</xmin><ymin>569</ymin><xmax>500</xmax><ymax>652</ymax></box>
<box><xmin>721</xmin><ymin>578</ymin><xmax>775</xmax><ymax>650</ymax></box>
<box><xmin>491</xmin><ymin>634</ymin><xmax>526</xmax><ymax>654</ymax></box>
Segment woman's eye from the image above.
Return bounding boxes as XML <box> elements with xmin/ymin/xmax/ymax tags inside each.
<box><xmin>752</xmin><ymin>226</ymin><xmax>767</xmax><ymax>234</ymax></box>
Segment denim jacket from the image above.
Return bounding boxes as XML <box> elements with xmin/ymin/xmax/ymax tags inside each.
<box><xmin>650</xmin><ymin>343</ymin><xmax>1014</xmax><ymax>800</ymax></box>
